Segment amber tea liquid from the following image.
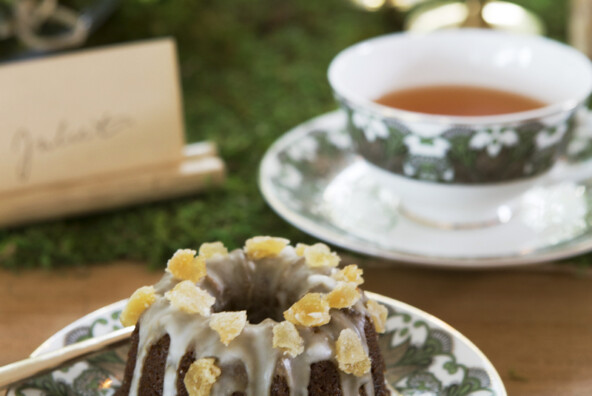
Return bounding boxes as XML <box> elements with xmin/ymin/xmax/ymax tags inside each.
<box><xmin>375</xmin><ymin>85</ymin><xmax>547</xmax><ymax>116</ymax></box>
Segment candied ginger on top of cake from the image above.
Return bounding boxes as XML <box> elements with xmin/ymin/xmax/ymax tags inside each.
<box><xmin>333</xmin><ymin>264</ymin><xmax>364</xmax><ymax>285</ymax></box>
<box><xmin>294</xmin><ymin>243</ymin><xmax>308</xmax><ymax>256</ymax></box>
<box><xmin>120</xmin><ymin>285</ymin><xmax>156</xmax><ymax>327</ymax></box>
<box><xmin>272</xmin><ymin>320</ymin><xmax>304</xmax><ymax>357</ymax></box>
<box><xmin>326</xmin><ymin>281</ymin><xmax>361</xmax><ymax>309</ymax></box>
<box><xmin>284</xmin><ymin>292</ymin><xmax>331</xmax><ymax>327</ymax></box>
<box><xmin>209</xmin><ymin>311</ymin><xmax>247</xmax><ymax>346</ymax></box>
<box><xmin>366</xmin><ymin>299</ymin><xmax>388</xmax><ymax>333</ymax></box>
<box><xmin>199</xmin><ymin>241</ymin><xmax>229</xmax><ymax>259</ymax></box>
<box><xmin>336</xmin><ymin>328</ymin><xmax>372</xmax><ymax>377</ymax></box>
<box><xmin>302</xmin><ymin>243</ymin><xmax>340</xmax><ymax>268</ymax></box>
<box><xmin>244</xmin><ymin>236</ymin><xmax>289</xmax><ymax>260</ymax></box>
<box><xmin>184</xmin><ymin>358</ymin><xmax>221</xmax><ymax>396</ymax></box>
<box><xmin>165</xmin><ymin>280</ymin><xmax>215</xmax><ymax>316</ymax></box>
<box><xmin>166</xmin><ymin>248</ymin><xmax>207</xmax><ymax>283</ymax></box>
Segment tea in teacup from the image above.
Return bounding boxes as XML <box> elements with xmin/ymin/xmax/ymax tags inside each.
<box><xmin>374</xmin><ymin>85</ymin><xmax>547</xmax><ymax>116</ymax></box>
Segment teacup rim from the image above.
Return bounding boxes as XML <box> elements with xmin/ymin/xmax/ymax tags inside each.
<box><xmin>328</xmin><ymin>29</ymin><xmax>591</xmax><ymax>126</ymax></box>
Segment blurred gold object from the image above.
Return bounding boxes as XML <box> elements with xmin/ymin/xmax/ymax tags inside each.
<box><xmin>405</xmin><ymin>0</ymin><xmax>545</xmax><ymax>34</ymax></box>
<box><xmin>388</xmin><ymin>0</ymin><xmax>431</xmax><ymax>11</ymax></box>
<box><xmin>349</xmin><ymin>0</ymin><xmax>545</xmax><ymax>35</ymax></box>
<box><xmin>350</xmin><ymin>0</ymin><xmax>428</xmax><ymax>12</ymax></box>
<box><xmin>352</xmin><ymin>0</ymin><xmax>386</xmax><ymax>11</ymax></box>
<box><xmin>570</xmin><ymin>0</ymin><xmax>592</xmax><ymax>57</ymax></box>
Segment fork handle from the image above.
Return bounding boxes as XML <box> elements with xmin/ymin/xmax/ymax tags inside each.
<box><xmin>0</xmin><ymin>326</ymin><xmax>132</xmax><ymax>389</ymax></box>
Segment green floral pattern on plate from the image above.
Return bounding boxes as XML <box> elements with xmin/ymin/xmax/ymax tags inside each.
<box><xmin>7</xmin><ymin>302</ymin><xmax>127</xmax><ymax>396</ymax></box>
<box><xmin>7</xmin><ymin>296</ymin><xmax>505</xmax><ymax>396</ymax></box>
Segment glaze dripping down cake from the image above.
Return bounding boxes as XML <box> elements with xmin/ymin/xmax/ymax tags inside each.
<box><xmin>115</xmin><ymin>237</ymin><xmax>391</xmax><ymax>396</ymax></box>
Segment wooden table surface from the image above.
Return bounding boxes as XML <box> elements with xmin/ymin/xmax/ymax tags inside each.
<box><xmin>1</xmin><ymin>259</ymin><xmax>591</xmax><ymax>395</ymax></box>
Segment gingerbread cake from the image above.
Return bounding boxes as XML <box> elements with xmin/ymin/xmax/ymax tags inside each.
<box><xmin>115</xmin><ymin>237</ymin><xmax>391</xmax><ymax>396</ymax></box>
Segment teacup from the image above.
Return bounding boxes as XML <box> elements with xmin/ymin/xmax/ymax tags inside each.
<box><xmin>328</xmin><ymin>29</ymin><xmax>592</xmax><ymax>228</ymax></box>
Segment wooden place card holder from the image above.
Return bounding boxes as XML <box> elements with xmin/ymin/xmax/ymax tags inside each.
<box><xmin>0</xmin><ymin>39</ymin><xmax>225</xmax><ymax>228</ymax></box>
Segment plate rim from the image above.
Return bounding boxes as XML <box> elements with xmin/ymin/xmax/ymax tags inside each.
<box><xmin>259</xmin><ymin>109</ymin><xmax>592</xmax><ymax>269</ymax></box>
<box><xmin>26</xmin><ymin>295</ymin><xmax>507</xmax><ymax>395</ymax></box>
<box><xmin>368</xmin><ymin>291</ymin><xmax>506</xmax><ymax>395</ymax></box>
<box><xmin>30</xmin><ymin>299</ymin><xmax>127</xmax><ymax>358</ymax></box>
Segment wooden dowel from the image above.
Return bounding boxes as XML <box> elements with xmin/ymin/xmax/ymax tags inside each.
<box><xmin>0</xmin><ymin>142</ymin><xmax>225</xmax><ymax>228</ymax></box>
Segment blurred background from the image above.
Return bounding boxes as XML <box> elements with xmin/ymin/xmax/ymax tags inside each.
<box><xmin>0</xmin><ymin>0</ymin><xmax>575</xmax><ymax>270</ymax></box>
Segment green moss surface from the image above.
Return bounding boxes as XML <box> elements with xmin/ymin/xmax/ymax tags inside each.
<box><xmin>0</xmin><ymin>0</ymin><xmax>579</xmax><ymax>269</ymax></box>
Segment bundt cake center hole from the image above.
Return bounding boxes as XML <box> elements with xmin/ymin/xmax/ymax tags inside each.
<box><xmin>208</xmin><ymin>254</ymin><xmax>313</xmax><ymax>324</ymax></box>
<box><xmin>225</xmin><ymin>294</ymin><xmax>291</xmax><ymax>324</ymax></box>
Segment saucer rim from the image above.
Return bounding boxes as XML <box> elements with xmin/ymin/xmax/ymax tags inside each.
<box><xmin>259</xmin><ymin>110</ymin><xmax>592</xmax><ymax>269</ymax></box>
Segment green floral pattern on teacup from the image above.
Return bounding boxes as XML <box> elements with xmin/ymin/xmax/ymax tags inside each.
<box><xmin>469</xmin><ymin>127</ymin><xmax>519</xmax><ymax>157</ymax></box>
<box><xmin>567</xmin><ymin>108</ymin><xmax>592</xmax><ymax>163</ymax></box>
<box><xmin>339</xmin><ymin>97</ymin><xmax>576</xmax><ymax>184</ymax></box>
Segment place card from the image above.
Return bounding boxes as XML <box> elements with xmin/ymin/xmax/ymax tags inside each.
<box><xmin>0</xmin><ymin>38</ymin><xmax>226</xmax><ymax>227</ymax></box>
<box><xmin>0</xmin><ymin>38</ymin><xmax>185</xmax><ymax>194</ymax></box>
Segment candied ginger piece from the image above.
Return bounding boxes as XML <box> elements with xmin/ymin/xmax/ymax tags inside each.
<box><xmin>333</xmin><ymin>264</ymin><xmax>364</xmax><ymax>286</ymax></box>
<box><xmin>199</xmin><ymin>242</ymin><xmax>229</xmax><ymax>259</ymax></box>
<box><xmin>336</xmin><ymin>329</ymin><xmax>371</xmax><ymax>376</ymax></box>
<box><xmin>295</xmin><ymin>243</ymin><xmax>308</xmax><ymax>257</ymax></box>
<box><xmin>166</xmin><ymin>249</ymin><xmax>206</xmax><ymax>283</ymax></box>
<box><xmin>326</xmin><ymin>282</ymin><xmax>361</xmax><ymax>309</ymax></box>
<box><xmin>303</xmin><ymin>243</ymin><xmax>340</xmax><ymax>268</ymax></box>
<box><xmin>165</xmin><ymin>280</ymin><xmax>215</xmax><ymax>316</ymax></box>
<box><xmin>366</xmin><ymin>300</ymin><xmax>388</xmax><ymax>333</ymax></box>
<box><xmin>244</xmin><ymin>236</ymin><xmax>289</xmax><ymax>260</ymax></box>
<box><xmin>284</xmin><ymin>293</ymin><xmax>330</xmax><ymax>327</ymax></box>
<box><xmin>184</xmin><ymin>358</ymin><xmax>221</xmax><ymax>396</ymax></box>
<box><xmin>120</xmin><ymin>286</ymin><xmax>156</xmax><ymax>327</ymax></box>
<box><xmin>209</xmin><ymin>311</ymin><xmax>247</xmax><ymax>345</ymax></box>
<box><xmin>273</xmin><ymin>321</ymin><xmax>304</xmax><ymax>357</ymax></box>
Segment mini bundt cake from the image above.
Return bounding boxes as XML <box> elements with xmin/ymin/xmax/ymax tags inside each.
<box><xmin>116</xmin><ymin>237</ymin><xmax>391</xmax><ymax>396</ymax></box>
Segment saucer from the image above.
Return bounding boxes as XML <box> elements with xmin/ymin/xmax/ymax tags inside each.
<box><xmin>6</xmin><ymin>296</ymin><xmax>506</xmax><ymax>395</ymax></box>
<box><xmin>259</xmin><ymin>110</ymin><xmax>592</xmax><ymax>268</ymax></box>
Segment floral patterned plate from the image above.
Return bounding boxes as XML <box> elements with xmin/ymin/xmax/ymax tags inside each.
<box><xmin>5</xmin><ymin>295</ymin><xmax>506</xmax><ymax>396</ymax></box>
<box><xmin>259</xmin><ymin>110</ymin><xmax>592</xmax><ymax>268</ymax></box>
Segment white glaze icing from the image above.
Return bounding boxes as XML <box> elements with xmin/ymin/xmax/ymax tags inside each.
<box><xmin>127</xmin><ymin>246</ymin><xmax>386</xmax><ymax>396</ymax></box>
